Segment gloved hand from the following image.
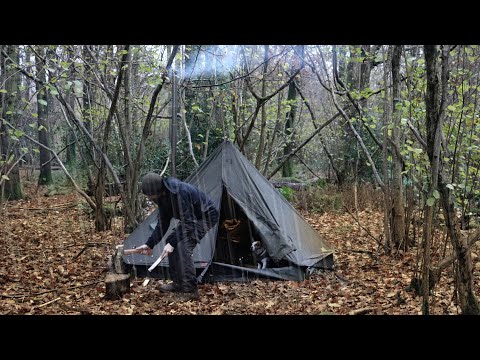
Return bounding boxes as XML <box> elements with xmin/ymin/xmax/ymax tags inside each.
<box><xmin>161</xmin><ymin>243</ymin><xmax>174</xmax><ymax>258</ymax></box>
<box><xmin>135</xmin><ymin>244</ymin><xmax>153</xmax><ymax>256</ymax></box>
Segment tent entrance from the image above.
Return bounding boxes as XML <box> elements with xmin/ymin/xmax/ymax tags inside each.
<box><xmin>200</xmin><ymin>188</ymin><xmax>306</xmax><ymax>282</ymax></box>
<box><xmin>214</xmin><ymin>189</ymin><xmax>261</xmax><ymax>269</ymax></box>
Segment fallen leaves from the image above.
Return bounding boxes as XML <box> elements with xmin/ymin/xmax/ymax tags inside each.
<box><xmin>1</xmin><ymin>188</ymin><xmax>479</xmax><ymax>315</ymax></box>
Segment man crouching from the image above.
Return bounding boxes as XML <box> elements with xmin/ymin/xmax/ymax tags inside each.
<box><xmin>133</xmin><ymin>173</ymin><xmax>219</xmax><ymax>301</ymax></box>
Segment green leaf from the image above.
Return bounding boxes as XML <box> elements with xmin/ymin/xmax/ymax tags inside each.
<box><xmin>14</xmin><ymin>130</ymin><xmax>24</xmax><ymax>138</ymax></box>
<box><xmin>0</xmin><ymin>89</ymin><xmax>7</xmax><ymax>93</ymax></box>
<box><xmin>426</xmin><ymin>197</ymin><xmax>435</xmax><ymax>206</ymax></box>
<box><xmin>38</xmin><ymin>125</ymin><xmax>47</xmax><ymax>131</ymax></box>
<box><xmin>33</xmin><ymin>149</ymin><xmax>40</xmax><ymax>154</ymax></box>
<box><xmin>432</xmin><ymin>190</ymin><xmax>440</xmax><ymax>199</ymax></box>
<box><xmin>446</xmin><ymin>184</ymin><xmax>454</xmax><ymax>190</ymax></box>
<box><xmin>447</xmin><ymin>105</ymin><xmax>456</xmax><ymax>111</ymax></box>
<box><xmin>32</xmin><ymin>113</ymin><xmax>38</xmax><ymax>118</ymax></box>
<box><xmin>6</xmin><ymin>111</ymin><xmax>12</xmax><ymax>115</ymax></box>
<box><xmin>1</xmin><ymin>175</ymin><xmax>9</xmax><ymax>181</ymax></box>
<box><xmin>38</xmin><ymin>99</ymin><xmax>47</xmax><ymax>106</ymax></box>
<box><xmin>50</xmin><ymin>88</ymin><xmax>59</xmax><ymax>96</ymax></box>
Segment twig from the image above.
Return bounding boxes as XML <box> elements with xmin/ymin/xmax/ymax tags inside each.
<box><xmin>72</xmin><ymin>242</ymin><xmax>108</xmax><ymax>260</ymax></box>
<box><xmin>16</xmin><ymin>242</ymin><xmax>111</xmax><ymax>252</ymax></box>
<box><xmin>64</xmin><ymin>242</ymin><xmax>111</xmax><ymax>249</ymax></box>
<box><xmin>342</xmin><ymin>205</ymin><xmax>382</xmax><ymax>245</ymax></box>
<box><xmin>8</xmin><ymin>203</ymin><xmax>77</xmax><ymax>211</ymax></box>
<box><xmin>349</xmin><ymin>307</ymin><xmax>376</xmax><ymax>315</ymax></box>
<box><xmin>72</xmin><ymin>246</ymin><xmax>89</xmax><ymax>260</ymax></box>
<box><xmin>33</xmin><ymin>297</ymin><xmax>61</xmax><ymax>309</ymax></box>
<box><xmin>59</xmin><ymin>302</ymin><xmax>91</xmax><ymax>315</ymax></box>
<box><xmin>334</xmin><ymin>272</ymin><xmax>349</xmax><ymax>284</ymax></box>
<box><xmin>0</xmin><ymin>280</ymin><xmax>102</xmax><ymax>299</ymax></box>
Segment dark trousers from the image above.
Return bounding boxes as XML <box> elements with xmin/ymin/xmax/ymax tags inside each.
<box><xmin>169</xmin><ymin>209</ymin><xmax>218</xmax><ymax>292</ymax></box>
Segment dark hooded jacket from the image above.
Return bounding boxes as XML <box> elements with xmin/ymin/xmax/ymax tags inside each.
<box><xmin>145</xmin><ymin>177</ymin><xmax>218</xmax><ymax>249</ymax></box>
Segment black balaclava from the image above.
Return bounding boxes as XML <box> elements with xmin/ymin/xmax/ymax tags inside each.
<box><xmin>141</xmin><ymin>173</ymin><xmax>164</xmax><ymax>196</ymax></box>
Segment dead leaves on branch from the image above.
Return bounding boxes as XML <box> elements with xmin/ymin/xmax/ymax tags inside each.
<box><xmin>1</xmin><ymin>189</ymin><xmax>478</xmax><ymax>315</ymax></box>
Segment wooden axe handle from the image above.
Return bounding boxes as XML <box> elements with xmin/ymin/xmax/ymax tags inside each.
<box><xmin>124</xmin><ymin>248</ymin><xmax>140</xmax><ymax>255</ymax></box>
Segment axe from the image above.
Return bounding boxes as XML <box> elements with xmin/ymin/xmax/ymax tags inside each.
<box><xmin>115</xmin><ymin>245</ymin><xmax>168</xmax><ymax>272</ymax></box>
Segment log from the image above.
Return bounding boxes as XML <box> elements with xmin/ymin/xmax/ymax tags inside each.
<box><xmin>105</xmin><ymin>272</ymin><xmax>130</xmax><ymax>300</ymax></box>
<box><xmin>271</xmin><ymin>177</ymin><xmax>321</xmax><ymax>190</ymax></box>
<box><xmin>114</xmin><ymin>245</ymin><xmax>127</xmax><ymax>274</ymax></box>
<box><xmin>271</xmin><ymin>181</ymin><xmax>308</xmax><ymax>190</ymax></box>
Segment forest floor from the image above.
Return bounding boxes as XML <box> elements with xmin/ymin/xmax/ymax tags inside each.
<box><xmin>1</xmin><ymin>182</ymin><xmax>479</xmax><ymax>315</ymax></box>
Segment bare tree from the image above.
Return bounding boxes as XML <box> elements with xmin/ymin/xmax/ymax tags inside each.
<box><xmin>34</xmin><ymin>45</ymin><xmax>53</xmax><ymax>185</ymax></box>
<box><xmin>0</xmin><ymin>45</ymin><xmax>24</xmax><ymax>201</ymax></box>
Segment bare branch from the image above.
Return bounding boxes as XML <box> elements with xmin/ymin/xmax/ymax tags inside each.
<box><xmin>1</xmin><ymin>120</ymin><xmax>96</xmax><ymax>209</ymax></box>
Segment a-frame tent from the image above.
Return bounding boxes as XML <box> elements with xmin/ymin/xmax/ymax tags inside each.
<box><xmin>122</xmin><ymin>140</ymin><xmax>334</xmax><ymax>281</ymax></box>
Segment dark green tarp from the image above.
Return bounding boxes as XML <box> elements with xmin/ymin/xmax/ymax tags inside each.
<box><xmin>122</xmin><ymin>140</ymin><xmax>334</xmax><ymax>281</ymax></box>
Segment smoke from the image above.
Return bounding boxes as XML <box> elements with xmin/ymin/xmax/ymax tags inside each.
<box><xmin>182</xmin><ymin>45</ymin><xmax>240</xmax><ymax>80</ymax></box>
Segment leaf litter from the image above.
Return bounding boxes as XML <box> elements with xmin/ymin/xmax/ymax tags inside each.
<box><xmin>1</xmin><ymin>186</ymin><xmax>479</xmax><ymax>315</ymax></box>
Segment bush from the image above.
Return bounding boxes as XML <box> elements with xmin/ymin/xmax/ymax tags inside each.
<box><xmin>279</xmin><ymin>186</ymin><xmax>295</xmax><ymax>202</ymax></box>
<box><xmin>291</xmin><ymin>184</ymin><xmax>343</xmax><ymax>213</ymax></box>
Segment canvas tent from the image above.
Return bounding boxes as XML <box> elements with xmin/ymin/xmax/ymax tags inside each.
<box><xmin>122</xmin><ymin>140</ymin><xmax>334</xmax><ymax>282</ymax></box>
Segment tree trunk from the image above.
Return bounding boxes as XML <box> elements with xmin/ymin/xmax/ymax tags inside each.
<box><xmin>382</xmin><ymin>46</ymin><xmax>392</xmax><ymax>253</ymax></box>
<box><xmin>35</xmin><ymin>46</ymin><xmax>53</xmax><ymax>186</ymax></box>
<box><xmin>95</xmin><ymin>45</ymin><xmax>130</xmax><ymax>231</ymax></box>
<box><xmin>0</xmin><ymin>45</ymin><xmax>24</xmax><ymax>201</ymax></box>
<box><xmin>282</xmin><ymin>46</ymin><xmax>303</xmax><ymax>178</ymax></box>
<box><xmin>255</xmin><ymin>45</ymin><xmax>269</xmax><ymax>169</ymax></box>
<box><xmin>391</xmin><ymin>45</ymin><xmax>406</xmax><ymax>250</ymax></box>
<box><xmin>423</xmin><ymin>45</ymin><xmax>479</xmax><ymax>314</ymax></box>
<box><xmin>422</xmin><ymin>45</ymin><xmax>442</xmax><ymax>314</ymax></box>
<box><xmin>282</xmin><ymin>82</ymin><xmax>297</xmax><ymax>177</ymax></box>
<box><xmin>263</xmin><ymin>91</ymin><xmax>283</xmax><ymax>176</ymax></box>
<box><xmin>65</xmin><ymin>47</ymin><xmax>77</xmax><ymax>168</ymax></box>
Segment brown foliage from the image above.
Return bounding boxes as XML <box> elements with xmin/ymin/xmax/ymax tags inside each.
<box><xmin>1</xmin><ymin>184</ymin><xmax>478</xmax><ymax>315</ymax></box>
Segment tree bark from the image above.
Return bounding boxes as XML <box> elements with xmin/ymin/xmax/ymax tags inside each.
<box><xmin>255</xmin><ymin>45</ymin><xmax>270</xmax><ymax>169</ymax></box>
<box><xmin>35</xmin><ymin>46</ymin><xmax>53</xmax><ymax>186</ymax></box>
<box><xmin>423</xmin><ymin>45</ymin><xmax>479</xmax><ymax>314</ymax></box>
<box><xmin>105</xmin><ymin>273</ymin><xmax>130</xmax><ymax>300</ymax></box>
<box><xmin>94</xmin><ymin>45</ymin><xmax>130</xmax><ymax>231</ymax></box>
<box><xmin>0</xmin><ymin>45</ymin><xmax>23</xmax><ymax>201</ymax></box>
<box><xmin>282</xmin><ymin>46</ymin><xmax>303</xmax><ymax>177</ymax></box>
<box><xmin>391</xmin><ymin>45</ymin><xmax>406</xmax><ymax>250</ymax></box>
